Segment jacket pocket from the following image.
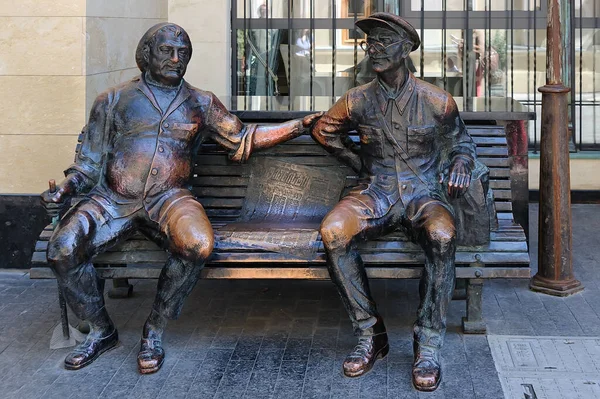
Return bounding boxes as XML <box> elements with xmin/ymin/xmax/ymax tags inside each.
<box><xmin>358</xmin><ymin>125</ymin><xmax>385</xmax><ymax>158</ymax></box>
<box><xmin>170</xmin><ymin>122</ymin><xmax>198</xmax><ymax>141</ymax></box>
<box><xmin>407</xmin><ymin>125</ymin><xmax>436</xmax><ymax>156</ymax></box>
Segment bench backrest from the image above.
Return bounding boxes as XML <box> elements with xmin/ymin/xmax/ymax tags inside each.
<box><xmin>74</xmin><ymin>113</ymin><xmax>513</xmax><ymax>225</ymax></box>
<box><xmin>195</xmin><ymin>113</ymin><xmax>513</xmax><ymax>224</ymax></box>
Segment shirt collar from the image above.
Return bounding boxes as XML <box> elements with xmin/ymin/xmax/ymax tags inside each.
<box><xmin>135</xmin><ymin>74</ymin><xmax>190</xmax><ymax>118</ymax></box>
<box><xmin>374</xmin><ymin>72</ymin><xmax>416</xmax><ymax>116</ymax></box>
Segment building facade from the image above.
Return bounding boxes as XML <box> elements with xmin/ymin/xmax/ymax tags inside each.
<box><xmin>1</xmin><ymin>0</ymin><xmax>599</xmax><ymax>195</ymax></box>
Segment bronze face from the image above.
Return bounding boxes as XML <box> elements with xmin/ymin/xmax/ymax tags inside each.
<box><xmin>365</xmin><ymin>27</ymin><xmax>412</xmax><ymax>74</ymax></box>
<box><xmin>145</xmin><ymin>28</ymin><xmax>191</xmax><ymax>86</ymax></box>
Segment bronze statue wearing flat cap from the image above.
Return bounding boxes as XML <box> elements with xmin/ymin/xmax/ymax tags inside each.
<box><xmin>310</xmin><ymin>13</ymin><xmax>477</xmax><ymax>391</ymax></box>
<box><xmin>41</xmin><ymin>23</ymin><xmax>321</xmax><ymax>374</ymax></box>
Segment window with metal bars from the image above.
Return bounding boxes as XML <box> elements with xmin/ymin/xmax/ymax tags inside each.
<box><xmin>230</xmin><ymin>0</ymin><xmax>600</xmax><ymax>151</ymax></box>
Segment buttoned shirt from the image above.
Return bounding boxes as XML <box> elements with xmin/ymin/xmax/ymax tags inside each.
<box><xmin>66</xmin><ymin>75</ymin><xmax>254</xmax><ymax>221</ymax></box>
<box><xmin>312</xmin><ymin>72</ymin><xmax>476</xmax><ymax>218</ymax></box>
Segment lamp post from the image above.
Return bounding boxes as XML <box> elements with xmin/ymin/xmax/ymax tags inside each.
<box><xmin>530</xmin><ymin>0</ymin><xmax>583</xmax><ymax>296</ymax></box>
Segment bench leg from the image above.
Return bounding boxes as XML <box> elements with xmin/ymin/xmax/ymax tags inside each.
<box><xmin>57</xmin><ymin>281</ymin><xmax>70</xmax><ymax>340</ymax></box>
<box><xmin>462</xmin><ymin>278</ymin><xmax>487</xmax><ymax>334</ymax></box>
<box><xmin>107</xmin><ymin>264</ymin><xmax>133</xmax><ymax>299</ymax></box>
<box><xmin>452</xmin><ymin>278</ymin><xmax>467</xmax><ymax>300</ymax></box>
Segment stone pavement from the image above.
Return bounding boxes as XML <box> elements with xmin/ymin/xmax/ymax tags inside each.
<box><xmin>0</xmin><ymin>204</ymin><xmax>599</xmax><ymax>398</ymax></box>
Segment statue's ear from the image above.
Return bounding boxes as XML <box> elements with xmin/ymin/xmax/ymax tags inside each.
<box><xmin>401</xmin><ymin>41</ymin><xmax>413</xmax><ymax>59</ymax></box>
<box><xmin>142</xmin><ymin>45</ymin><xmax>151</xmax><ymax>63</ymax></box>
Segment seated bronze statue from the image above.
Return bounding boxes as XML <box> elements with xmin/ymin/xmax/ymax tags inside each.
<box><xmin>310</xmin><ymin>13</ymin><xmax>479</xmax><ymax>391</ymax></box>
<box><xmin>41</xmin><ymin>23</ymin><xmax>320</xmax><ymax>374</ymax></box>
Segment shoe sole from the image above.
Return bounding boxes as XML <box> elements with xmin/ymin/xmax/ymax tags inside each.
<box><xmin>343</xmin><ymin>343</ymin><xmax>390</xmax><ymax>378</ymax></box>
<box><xmin>64</xmin><ymin>339</ymin><xmax>119</xmax><ymax>371</ymax></box>
<box><xmin>138</xmin><ymin>357</ymin><xmax>165</xmax><ymax>375</ymax></box>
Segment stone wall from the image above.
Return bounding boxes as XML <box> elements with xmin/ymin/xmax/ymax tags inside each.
<box><xmin>168</xmin><ymin>0</ymin><xmax>231</xmax><ymax>100</ymax></box>
<box><xmin>0</xmin><ymin>0</ymin><xmax>167</xmax><ymax>194</ymax></box>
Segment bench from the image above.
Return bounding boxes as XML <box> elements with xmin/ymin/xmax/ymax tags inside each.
<box><xmin>30</xmin><ymin>111</ymin><xmax>530</xmax><ymax>337</ymax></box>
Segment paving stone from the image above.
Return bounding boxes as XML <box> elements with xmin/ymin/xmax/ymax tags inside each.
<box><xmin>261</xmin><ymin>328</ymin><xmax>289</xmax><ymax>350</ymax></box>
<box><xmin>273</xmin><ymin>360</ymin><xmax>307</xmax><ymax>398</ymax></box>
<box><xmin>216</xmin><ymin>359</ymin><xmax>255</xmax><ymax>393</ymax></box>
<box><xmin>311</xmin><ymin>327</ymin><xmax>338</xmax><ymax>349</ymax></box>
<box><xmin>244</xmin><ymin>367</ymin><xmax>279</xmax><ymax>398</ymax></box>
<box><xmin>283</xmin><ymin>338</ymin><xmax>312</xmax><ymax>362</ymax></box>
<box><xmin>231</xmin><ymin>336</ymin><xmax>263</xmax><ymax>361</ymax></box>
<box><xmin>289</xmin><ymin>318</ymin><xmax>316</xmax><ymax>339</ymax></box>
<box><xmin>211</xmin><ymin>327</ymin><xmax>243</xmax><ymax>349</ymax></box>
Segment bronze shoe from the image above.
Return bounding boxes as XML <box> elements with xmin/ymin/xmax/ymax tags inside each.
<box><xmin>412</xmin><ymin>344</ymin><xmax>441</xmax><ymax>391</ymax></box>
<box><xmin>343</xmin><ymin>333</ymin><xmax>389</xmax><ymax>377</ymax></box>
<box><xmin>137</xmin><ymin>338</ymin><xmax>165</xmax><ymax>374</ymax></box>
<box><xmin>64</xmin><ymin>328</ymin><xmax>119</xmax><ymax>370</ymax></box>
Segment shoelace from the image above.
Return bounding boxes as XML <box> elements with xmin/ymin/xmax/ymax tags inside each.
<box><xmin>350</xmin><ymin>337</ymin><xmax>373</xmax><ymax>357</ymax></box>
<box><xmin>71</xmin><ymin>337</ymin><xmax>98</xmax><ymax>355</ymax></box>
<box><xmin>415</xmin><ymin>348</ymin><xmax>439</xmax><ymax>367</ymax></box>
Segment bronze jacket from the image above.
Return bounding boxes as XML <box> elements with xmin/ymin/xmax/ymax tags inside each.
<box><xmin>312</xmin><ymin>72</ymin><xmax>476</xmax><ymax>218</ymax></box>
<box><xmin>66</xmin><ymin>75</ymin><xmax>257</xmax><ymax>221</ymax></box>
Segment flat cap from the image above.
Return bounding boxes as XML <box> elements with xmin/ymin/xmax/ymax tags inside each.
<box><xmin>355</xmin><ymin>12</ymin><xmax>420</xmax><ymax>52</ymax></box>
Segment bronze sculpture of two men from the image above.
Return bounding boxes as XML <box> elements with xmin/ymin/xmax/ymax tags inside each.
<box><xmin>42</xmin><ymin>14</ymin><xmax>479</xmax><ymax>392</ymax></box>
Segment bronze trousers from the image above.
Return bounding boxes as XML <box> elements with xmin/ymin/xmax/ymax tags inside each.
<box><xmin>320</xmin><ymin>194</ymin><xmax>456</xmax><ymax>349</ymax></box>
<box><xmin>47</xmin><ymin>195</ymin><xmax>214</xmax><ymax>323</ymax></box>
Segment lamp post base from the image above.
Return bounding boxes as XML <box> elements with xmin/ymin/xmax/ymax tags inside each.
<box><xmin>530</xmin><ymin>273</ymin><xmax>584</xmax><ymax>297</ymax></box>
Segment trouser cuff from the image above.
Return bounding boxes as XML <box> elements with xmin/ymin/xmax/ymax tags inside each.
<box><xmin>413</xmin><ymin>325</ymin><xmax>444</xmax><ymax>349</ymax></box>
<box><xmin>355</xmin><ymin>316</ymin><xmax>386</xmax><ymax>337</ymax></box>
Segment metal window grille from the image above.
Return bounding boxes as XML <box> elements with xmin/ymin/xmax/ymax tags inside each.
<box><xmin>230</xmin><ymin>0</ymin><xmax>600</xmax><ymax>151</ymax></box>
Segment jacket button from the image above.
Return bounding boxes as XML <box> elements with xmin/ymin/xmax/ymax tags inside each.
<box><xmin>151</xmin><ymin>168</ymin><xmax>158</xmax><ymax>175</ymax></box>
<box><xmin>164</xmin><ymin>123</ymin><xmax>169</xmax><ymax>128</ymax></box>
<box><xmin>145</xmin><ymin>198</ymin><xmax>151</xmax><ymax>204</ymax></box>
<box><xmin>401</xmin><ymin>184</ymin><xmax>407</xmax><ymax>190</ymax></box>
<box><xmin>393</xmin><ymin>123</ymin><xmax>400</xmax><ymax>129</ymax></box>
<box><xmin>158</xmin><ymin>146</ymin><xmax>164</xmax><ymax>153</ymax></box>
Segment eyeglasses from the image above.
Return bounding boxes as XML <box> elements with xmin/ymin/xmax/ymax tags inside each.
<box><xmin>359</xmin><ymin>38</ymin><xmax>409</xmax><ymax>54</ymax></box>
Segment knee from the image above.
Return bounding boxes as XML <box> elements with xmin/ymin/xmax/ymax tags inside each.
<box><xmin>320</xmin><ymin>211</ymin><xmax>359</xmax><ymax>251</ymax></box>
<box><xmin>172</xmin><ymin>227</ymin><xmax>214</xmax><ymax>262</ymax></box>
<box><xmin>47</xmin><ymin>233</ymin><xmax>80</xmax><ymax>276</ymax></box>
<box><xmin>426</xmin><ymin>225</ymin><xmax>456</xmax><ymax>253</ymax></box>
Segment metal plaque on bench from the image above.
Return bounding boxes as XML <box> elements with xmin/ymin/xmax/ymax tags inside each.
<box><xmin>218</xmin><ymin>157</ymin><xmax>347</xmax><ymax>259</ymax></box>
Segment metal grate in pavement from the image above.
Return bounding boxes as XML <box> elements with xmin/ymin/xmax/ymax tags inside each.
<box><xmin>488</xmin><ymin>335</ymin><xmax>600</xmax><ymax>399</ymax></box>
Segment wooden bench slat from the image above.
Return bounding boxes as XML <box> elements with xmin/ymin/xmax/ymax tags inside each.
<box><xmin>494</xmin><ymin>202</ymin><xmax>513</xmax><ymax>212</ymax></box>
<box><xmin>490</xmin><ymin>180</ymin><xmax>511</xmax><ymax>190</ymax></box>
<box><xmin>467</xmin><ymin>128</ymin><xmax>506</xmax><ymax>136</ymax></box>
<box><xmin>80</xmin><ymin>250</ymin><xmax>528</xmax><ymax>265</ymax></box>
<box><xmin>195</xmin><ymin>187</ymin><xmax>248</xmax><ymax>198</ymax></box>
<box><xmin>476</xmin><ymin>147</ymin><xmax>509</xmax><ymax>157</ymax></box>
<box><xmin>492</xmin><ymin>190</ymin><xmax>512</xmax><ymax>200</ymax></box>
<box><xmin>472</xmin><ymin>137</ymin><xmax>507</xmax><ymax>146</ymax></box>
<box><xmin>29</xmin><ymin>266</ymin><xmax>529</xmax><ymax>280</ymax></box>
<box><xmin>193</xmin><ymin>176</ymin><xmax>249</xmax><ymax>187</ymax></box>
<box><xmin>212</xmin><ymin>240</ymin><xmax>527</xmax><ymax>253</ymax></box>
<box><xmin>205</xmin><ymin>251</ymin><xmax>530</xmax><ymax>265</ymax></box>
<box><xmin>201</xmin><ymin>198</ymin><xmax>244</xmax><ymax>208</ymax></box>
<box><xmin>35</xmin><ymin>247</ymin><xmax>526</xmax><ymax>267</ymax></box>
<box><xmin>195</xmin><ymin>165</ymin><xmax>245</xmax><ymax>176</ymax></box>
<box><xmin>478</xmin><ymin>158</ymin><xmax>510</xmax><ymax>168</ymax></box>
<box><xmin>489</xmin><ymin>169</ymin><xmax>510</xmax><ymax>178</ymax></box>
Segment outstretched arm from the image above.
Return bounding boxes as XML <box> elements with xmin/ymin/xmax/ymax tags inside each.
<box><xmin>310</xmin><ymin>93</ymin><xmax>361</xmax><ymax>172</ymax></box>
<box><xmin>206</xmin><ymin>93</ymin><xmax>321</xmax><ymax>162</ymax></box>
